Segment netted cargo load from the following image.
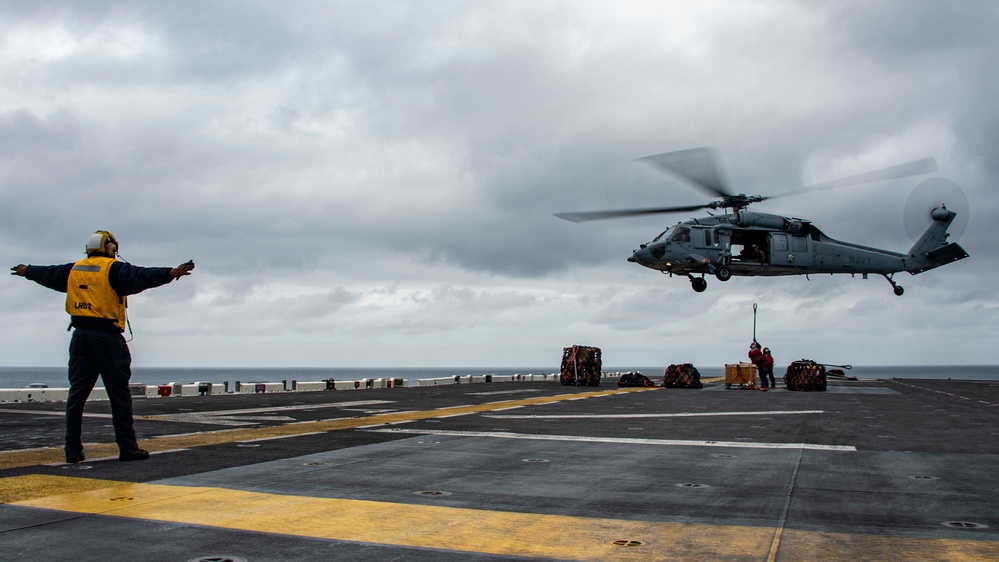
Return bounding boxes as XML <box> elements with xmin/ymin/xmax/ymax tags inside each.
<box><xmin>618</xmin><ymin>371</ymin><xmax>655</xmax><ymax>387</ymax></box>
<box><xmin>560</xmin><ymin>345</ymin><xmax>601</xmax><ymax>386</ymax></box>
<box><xmin>661</xmin><ymin>363</ymin><xmax>703</xmax><ymax>389</ymax></box>
<box><xmin>784</xmin><ymin>359</ymin><xmax>827</xmax><ymax>391</ymax></box>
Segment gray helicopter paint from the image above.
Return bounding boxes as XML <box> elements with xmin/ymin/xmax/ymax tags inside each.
<box><xmin>628</xmin><ymin>207</ymin><xmax>967</xmax><ymax>293</ymax></box>
<box><xmin>559</xmin><ymin>148</ymin><xmax>967</xmax><ymax>295</ymax></box>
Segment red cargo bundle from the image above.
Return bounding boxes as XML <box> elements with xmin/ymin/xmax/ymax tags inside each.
<box><xmin>783</xmin><ymin>360</ymin><xmax>827</xmax><ymax>391</ymax></box>
<box><xmin>560</xmin><ymin>345</ymin><xmax>602</xmax><ymax>386</ymax></box>
<box><xmin>618</xmin><ymin>372</ymin><xmax>655</xmax><ymax>387</ymax></box>
<box><xmin>661</xmin><ymin>363</ymin><xmax>703</xmax><ymax>389</ymax></box>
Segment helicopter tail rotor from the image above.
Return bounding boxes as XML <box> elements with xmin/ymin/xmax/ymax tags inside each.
<box><xmin>904</xmin><ymin>178</ymin><xmax>970</xmax><ymax>275</ymax></box>
<box><xmin>903</xmin><ymin>177</ymin><xmax>969</xmax><ymax>241</ymax></box>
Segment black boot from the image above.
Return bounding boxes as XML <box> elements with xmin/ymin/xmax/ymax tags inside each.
<box><xmin>118</xmin><ymin>448</ymin><xmax>150</xmax><ymax>461</ymax></box>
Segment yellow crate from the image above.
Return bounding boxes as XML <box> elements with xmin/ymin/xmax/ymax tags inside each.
<box><xmin>724</xmin><ymin>363</ymin><xmax>757</xmax><ymax>388</ymax></box>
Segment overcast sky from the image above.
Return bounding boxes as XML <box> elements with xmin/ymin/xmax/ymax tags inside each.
<box><xmin>2</xmin><ymin>1</ymin><xmax>996</xmax><ymax>370</ymax></box>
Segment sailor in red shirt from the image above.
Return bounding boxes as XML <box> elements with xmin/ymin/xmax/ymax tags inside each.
<box><xmin>748</xmin><ymin>341</ymin><xmax>762</xmax><ymax>364</ymax></box>
<box><xmin>748</xmin><ymin>341</ymin><xmax>763</xmax><ymax>388</ymax></box>
<box><xmin>759</xmin><ymin>347</ymin><xmax>776</xmax><ymax>389</ymax></box>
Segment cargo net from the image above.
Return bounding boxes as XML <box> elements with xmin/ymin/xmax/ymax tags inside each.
<box><xmin>560</xmin><ymin>345</ymin><xmax>602</xmax><ymax>386</ymax></box>
<box><xmin>783</xmin><ymin>360</ymin><xmax>827</xmax><ymax>392</ymax></box>
<box><xmin>618</xmin><ymin>371</ymin><xmax>655</xmax><ymax>387</ymax></box>
<box><xmin>661</xmin><ymin>363</ymin><xmax>703</xmax><ymax>389</ymax></box>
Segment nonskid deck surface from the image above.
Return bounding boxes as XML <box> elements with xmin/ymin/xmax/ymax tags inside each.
<box><xmin>1</xmin><ymin>378</ymin><xmax>996</xmax><ymax>561</ymax></box>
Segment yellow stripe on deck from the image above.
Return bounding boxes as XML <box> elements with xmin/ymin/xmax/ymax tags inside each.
<box><xmin>0</xmin><ymin>387</ymin><xmax>649</xmax><ymax>470</ymax></box>
<box><xmin>4</xmin><ymin>475</ymin><xmax>767</xmax><ymax>561</ymax></box>
<box><xmin>3</xmin><ymin>475</ymin><xmax>995</xmax><ymax>561</ymax></box>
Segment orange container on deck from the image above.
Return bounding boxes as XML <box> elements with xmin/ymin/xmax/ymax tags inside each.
<box><xmin>724</xmin><ymin>363</ymin><xmax>757</xmax><ymax>389</ymax></box>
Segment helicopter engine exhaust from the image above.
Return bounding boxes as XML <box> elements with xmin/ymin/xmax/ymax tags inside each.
<box><xmin>736</xmin><ymin>210</ymin><xmax>805</xmax><ymax>232</ymax></box>
<box><xmin>736</xmin><ymin>211</ymin><xmax>785</xmax><ymax>229</ymax></box>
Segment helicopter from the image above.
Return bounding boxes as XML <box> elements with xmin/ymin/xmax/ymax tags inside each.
<box><xmin>555</xmin><ymin>148</ymin><xmax>969</xmax><ymax>295</ymax></box>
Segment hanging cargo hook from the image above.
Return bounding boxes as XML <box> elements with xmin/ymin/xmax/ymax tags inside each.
<box><xmin>752</xmin><ymin>303</ymin><xmax>758</xmax><ymax>343</ymax></box>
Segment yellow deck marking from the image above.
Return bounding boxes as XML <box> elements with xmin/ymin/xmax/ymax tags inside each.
<box><xmin>0</xmin><ymin>387</ymin><xmax>651</xmax><ymax>470</ymax></box>
<box><xmin>3</xmin><ymin>475</ymin><xmax>995</xmax><ymax>561</ymax></box>
<box><xmin>778</xmin><ymin>529</ymin><xmax>997</xmax><ymax>561</ymax></box>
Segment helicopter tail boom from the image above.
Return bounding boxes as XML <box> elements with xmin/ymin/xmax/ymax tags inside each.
<box><xmin>905</xmin><ymin>206</ymin><xmax>969</xmax><ymax>274</ymax></box>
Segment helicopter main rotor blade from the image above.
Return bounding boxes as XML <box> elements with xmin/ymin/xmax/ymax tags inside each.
<box><xmin>636</xmin><ymin>147</ymin><xmax>731</xmax><ymax>198</ymax></box>
<box><xmin>554</xmin><ymin>203</ymin><xmax>709</xmax><ymax>223</ymax></box>
<box><xmin>770</xmin><ymin>157</ymin><xmax>938</xmax><ymax>200</ymax></box>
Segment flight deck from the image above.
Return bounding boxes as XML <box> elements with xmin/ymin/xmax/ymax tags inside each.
<box><xmin>1</xmin><ymin>376</ymin><xmax>996</xmax><ymax>561</ymax></box>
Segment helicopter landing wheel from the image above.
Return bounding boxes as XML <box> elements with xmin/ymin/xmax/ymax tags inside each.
<box><xmin>883</xmin><ymin>274</ymin><xmax>904</xmax><ymax>296</ymax></box>
<box><xmin>690</xmin><ymin>277</ymin><xmax>707</xmax><ymax>292</ymax></box>
<box><xmin>715</xmin><ymin>266</ymin><xmax>731</xmax><ymax>282</ymax></box>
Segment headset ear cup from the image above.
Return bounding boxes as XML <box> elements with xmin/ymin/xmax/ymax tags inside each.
<box><xmin>86</xmin><ymin>232</ymin><xmax>104</xmax><ymax>254</ymax></box>
<box><xmin>107</xmin><ymin>242</ymin><xmax>117</xmax><ymax>256</ymax></box>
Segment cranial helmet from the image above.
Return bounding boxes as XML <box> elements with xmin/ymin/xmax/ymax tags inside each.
<box><xmin>85</xmin><ymin>230</ymin><xmax>119</xmax><ymax>257</ymax></box>
<box><xmin>763</xmin><ymin>347</ymin><xmax>770</xmax><ymax>354</ymax></box>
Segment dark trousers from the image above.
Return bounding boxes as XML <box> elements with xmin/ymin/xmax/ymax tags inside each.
<box><xmin>66</xmin><ymin>329</ymin><xmax>138</xmax><ymax>455</ymax></box>
<box><xmin>763</xmin><ymin>366</ymin><xmax>776</xmax><ymax>388</ymax></box>
<box><xmin>753</xmin><ymin>361</ymin><xmax>767</xmax><ymax>388</ymax></box>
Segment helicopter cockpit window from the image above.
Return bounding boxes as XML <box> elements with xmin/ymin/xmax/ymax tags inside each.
<box><xmin>704</xmin><ymin>230</ymin><xmax>713</xmax><ymax>246</ymax></box>
<box><xmin>652</xmin><ymin>229</ymin><xmax>670</xmax><ymax>243</ymax></box>
<box><xmin>671</xmin><ymin>226</ymin><xmax>690</xmax><ymax>242</ymax></box>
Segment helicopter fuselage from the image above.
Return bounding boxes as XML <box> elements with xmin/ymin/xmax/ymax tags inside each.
<box><xmin>628</xmin><ymin>209</ymin><xmax>967</xmax><ymax>294</ymax></box>
<box><xmin>554</xmin><ymin>147</ymin><xmax>967</xmax><ymax>295</ymax></box>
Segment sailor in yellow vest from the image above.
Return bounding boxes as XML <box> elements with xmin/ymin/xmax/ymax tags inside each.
<box><xmin>11</xmin><ymin>231</ymin><xmax>194</xmax><ymax>463</ymax></box>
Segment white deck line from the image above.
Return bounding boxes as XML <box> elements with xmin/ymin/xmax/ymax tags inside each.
<box><xmin>369</xmin><ymin>428</ymin><xmax>856</xmax><ymax>451</ymax></box>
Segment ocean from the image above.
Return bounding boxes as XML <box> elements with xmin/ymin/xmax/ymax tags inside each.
<box><xmin>1</xmin><ymin>365</ymin><xmax>997</xmax><ymax>389</ymax></box>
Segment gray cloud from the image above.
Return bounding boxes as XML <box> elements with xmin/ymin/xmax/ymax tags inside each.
<box><xmin>2</xmin><ymin>1</ymin><xmax>996</xmax><ymax>369</ymax></box>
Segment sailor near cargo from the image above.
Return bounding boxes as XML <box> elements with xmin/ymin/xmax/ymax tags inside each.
<box><xmin>759</xmin><ymin>348</ymin><xmax>776</xmax><ymax>389</ymax></box>
<box><xmin>748</xmin><ymin>341</ymin><xmax>776</xmax><ymax>389</ymax></box>
<box><xmin>10</xmin><ymin>230</ymin><xmax>195</xmax><ymax>464</ymax></box>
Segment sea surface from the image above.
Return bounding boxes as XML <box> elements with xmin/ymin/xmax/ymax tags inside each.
<box><xmin>1</xmin><ymin>365</ymin><xmax>997</xmax><ymax>389</ymax></box>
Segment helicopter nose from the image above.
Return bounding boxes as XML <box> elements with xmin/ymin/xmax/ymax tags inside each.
<box><xmin>629</xmin><ymin>248</ymin><xmax>646</xmax><ymax>263</ymax></box>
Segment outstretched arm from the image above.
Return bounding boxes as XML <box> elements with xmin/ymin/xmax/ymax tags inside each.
<box><xmin>10</xmin><ymin>263</ymin><xmax>74</xmax><ymax>292</ymax></box>
<box><xmin>169</xmin><ymin>260</ymin><xmax>195</xmax><ymax>279</ymax></box>
<box><xmin>109</xmin><ymin>260</ymin><xmax>195</xmax><ymax>296</ymax></box>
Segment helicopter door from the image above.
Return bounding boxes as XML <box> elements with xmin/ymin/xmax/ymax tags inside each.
<box><xmin>692</xmin><ymin>227</ymin><xmax>722</xmax><ymax>260</ymax></box>
<box><xmin>769</xmin><ymin>233</ymin><xmax>812</xmax><ymax>267</ymax></box>
<box><xmin>692</xmin><ymin>227</ymin><xmax>717</xmax><ymax>249</ymax></box>
<box><xmin>716</xmin><ymin>229</ymin><xmax>732</xmax><ymax>262</ymax></box>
